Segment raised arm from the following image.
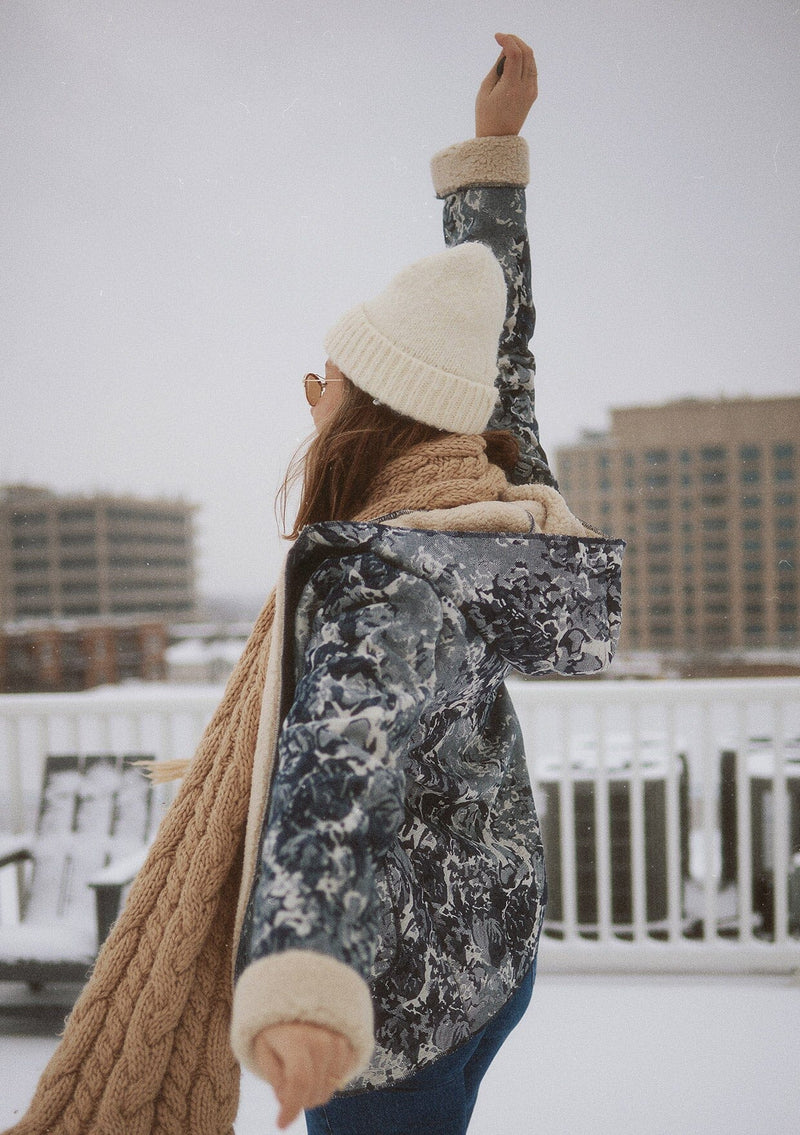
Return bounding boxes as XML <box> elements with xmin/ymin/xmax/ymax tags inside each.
<box><xmin>431</xmin><ymin>34</ymin><xmax>557</xmax><ymax>488</ymax></box>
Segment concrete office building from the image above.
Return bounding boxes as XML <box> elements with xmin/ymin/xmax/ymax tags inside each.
<box><xmin>0</xmin><ymin>485</ymin><xmax>197</xmax><ymax>624</ymax></box>
<box><xmin>555</xmin><ymin>396</ymin><xmax>800</xmax><ymax>655</ymax></box>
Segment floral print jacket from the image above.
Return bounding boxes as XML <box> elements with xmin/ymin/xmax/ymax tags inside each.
<box><xmin>232</xmin><ymin>137</ymin><xmax>624</xmax><ymax>1092</ymax></box>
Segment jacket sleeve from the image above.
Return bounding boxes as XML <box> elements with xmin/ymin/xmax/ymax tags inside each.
<box><xmin>230</xmin><ymin>555</ymin><xmax>441</xmax><ymax>1081</ymax></box>
<box><xmin>431</xmin><ymin>136</ymin><xmax>558</xmax><ymax>488</ymax></box>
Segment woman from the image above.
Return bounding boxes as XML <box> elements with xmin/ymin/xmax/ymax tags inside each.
<box><xmin>9</xmin><ymin>33</ymin><xmax>621</xmax><ymax>1135</ymax></box>
<box><xmin>231</xmin><ymin>33</ymin><xmax>622</xmax><ymax>1135</ymax></box>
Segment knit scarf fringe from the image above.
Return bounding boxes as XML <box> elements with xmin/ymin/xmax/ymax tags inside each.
<box><xmin>6</xmin><ymin>435</ymin><xmax>518</xmax><ymax>1135</ymax></box>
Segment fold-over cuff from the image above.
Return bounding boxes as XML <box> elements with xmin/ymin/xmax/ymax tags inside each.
<box><xmin>431</xmin><ymin>135</ymin><xmax>530</xmax><ymax>198</ymax></box>
<box><xmin>230</xmin><ymin>950</ymin><xmax>375</xmax><ymax>1085</ymax></box>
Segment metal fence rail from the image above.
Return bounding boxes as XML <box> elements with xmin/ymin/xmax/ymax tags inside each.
<box><xmin>1</xmin><ymin>678</ymin><xmax>799</xmax><ymax>974</ymax></box>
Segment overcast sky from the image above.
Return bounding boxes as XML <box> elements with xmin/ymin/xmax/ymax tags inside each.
<box><xmin>2</xmin><ymin>0</ymin><xmax>799</xmax><ymax>600</ymax></box>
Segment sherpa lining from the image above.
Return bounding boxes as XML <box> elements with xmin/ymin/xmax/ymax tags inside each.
<box><xmin>392</xmin><ymin>483</ymin><xmax>597</xmax><ymax>537</ymax></box>
<box><xmin>230</xmin><ymin>950</ymin><xmax>374</xmax><ymax>1082</ymax></box>
<box><xmin>431</xmin><ymin>135</ymin><xmax>529</xmax><ymax>198</ymax></box>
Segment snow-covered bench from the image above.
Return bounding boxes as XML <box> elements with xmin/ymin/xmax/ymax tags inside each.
<box><xmin>0</xmin><ymin>754</ymin><xmax>156</xmax><ymax>988</ymax></box>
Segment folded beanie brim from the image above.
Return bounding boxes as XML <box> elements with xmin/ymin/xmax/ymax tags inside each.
<box><xmin>324</xmin><ymin>303</ymin><xmax>499</xmax><ymax>435</ymax></box>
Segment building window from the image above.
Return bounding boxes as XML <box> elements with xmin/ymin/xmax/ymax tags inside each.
<box><xmin>777</xmin><ymin>517</ymin><xmax>796</xmax><ymax>531</ymax></box>
<box><xmin>775</xmin><ymin>492</ymin><xmax>796</xmax><ymax>507</ymax></box>
<box><xmin>774</xmin><ymin>443</ymin><xmax>795</xmax><ymax>460</ymax></box>
<box><xmin>742</xmin><ymin>495</ymin><xmax>761</xmax><ymax>508</ymax></box>
<box><xmin>700</xmin><ymin>446</ymin><xmax>726</xmax><ymax>461</ymax></box>
<box><xmin>58</xmin><ymin>508</ymin><xmax>95</xmax><ymax>522</ymax></box>
<box><xmin>12</xmin><ymin>534</ymin><xmax>47</xmax><ymax>549</ymax></box>
<box><xmin>703</xmin><ymin>539</ymin><xmax>728</xmax><ymax>552</ymax></box>
<box><xmin>742</xmin><ymin>519</ymin><xmax>761</xmax><ymax>531</ymax></box>
<box><xmin>14</xmin><ymin>583</ymin><xmax>50</xmax><ymax>597</ymax></box>
<box><xmin>741</xmin><ymin>469</ymin><xmax>760</xmax><ymax>484</ymax></box>
<box><xmin>646</xmin><ymin>498</ymin><xmax>669</xmax><ymax>511</ymax></box>
<box><xmin>60</xmin><ymin>556</ymin><xmax>98</xmax><ymax>570</ymax></box>
<box><xmin>740</xmin><ymin>445</ymin><xmax>761</xmax><ymax>461</ymax></box>
<box><xmin>702</xmin><ymin>470</ymin><xmax>727</xmax><ymax>485</ymax></box>
<box><xmin>679</xmin><ymin>450</ymin><xmax>691</xmax><ymax>464</ymax></box>
<box><xmin>743</xmin><ymin>539</ymin><xmax>762</xmax><ymax>552</ymax></box>
<box><xmin>701</xmin><ymin>494</ymin><xmax>727</xmax><ymax>508</ymax></box>
<box><xmin>704</xmin><ymin>561</ymin><xmax>728</xmax><ymax>573</ymax></box>
<box><xmin>744</xmin><ymin>561</ymin><xmax>764</xmax><ymax>573</ymax></box>
<box><xmin>702</xmin><ymin>517</ymin><xmax>727</xmax><ymax>531</ymax></box>
<box><xmin>646</xmin><ymin>521</ymin><xmax>670</xmax><ymax>534</ymax></box>
<box><xmin>60</xmin><ymin>532</ymin><xmax>96</xmax><ymax>547</ymax></box>
<box><xmin>775</xmin><ymin>468</ymin><xmax>795</xmax><ymax>482</ymax></box>
<box><xmin>777</xmin><ymin>539</ymin><xmax>796</xmax><ymax>553</ymax></box>
<box><xmin>645</xmin><ymin>449</ymin><xmax>669</xmax><ymax>465</ymax></box>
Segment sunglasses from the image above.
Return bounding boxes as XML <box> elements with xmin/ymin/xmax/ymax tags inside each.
<box><xmin>303</xmin><ymin>372</ymin><xmax>344</xmax><ymax>408</ymax></box>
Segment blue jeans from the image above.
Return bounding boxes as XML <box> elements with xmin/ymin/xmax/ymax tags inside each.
<box><xmin>305</xmin><ymin>963</ymin><xmax>535</xmax><ymax>1135</ymax></box>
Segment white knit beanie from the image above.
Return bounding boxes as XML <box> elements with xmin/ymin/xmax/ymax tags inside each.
<box><xmin>323</xmin><ymin>242</ymin><xmax>506</xmax><ymax>435</ymax></box>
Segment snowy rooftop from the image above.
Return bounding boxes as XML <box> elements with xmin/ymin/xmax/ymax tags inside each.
<box><xmin>1</xmin><ymin>967</ymin><xmax>797</xmax><ymax>1135</ymax></box>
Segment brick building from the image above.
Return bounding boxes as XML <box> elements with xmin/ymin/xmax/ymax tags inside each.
<box><xmin>0</xmin><ymin>620</ymin><xmax>167</xmax><ymax>693</ymax></box>
<box><xmin>555</xmin><ymin>396</ymin><xmax>799</xmax><ymax>655</ymax></box>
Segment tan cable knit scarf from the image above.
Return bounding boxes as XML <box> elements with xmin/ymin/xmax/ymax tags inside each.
<box><xmin>8</xmin><ymin>435</ymin><xmax>576</xmax><ymax>1135</ymax></box>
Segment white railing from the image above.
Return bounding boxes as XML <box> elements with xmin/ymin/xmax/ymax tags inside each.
<box><xmin>1</xmin><ymin>678</ymin><xmax>799</xmax><ymax>974</ymax></box>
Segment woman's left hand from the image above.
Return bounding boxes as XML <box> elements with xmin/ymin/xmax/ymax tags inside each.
<box><xmin>252</xmin><ymin>1021</ymin><xmax>355</xmax><ymax>1129</ymax></box>
<box><xmin>476</xmin><ymin>33</ymin><xmax>538</xmax><ymax>137</ymax></box>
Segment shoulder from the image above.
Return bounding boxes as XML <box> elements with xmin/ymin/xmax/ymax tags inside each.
<box><xmin>293</xmin><ymin>543</ymin><xmax>445</xmax><ymax>648</ymax></box>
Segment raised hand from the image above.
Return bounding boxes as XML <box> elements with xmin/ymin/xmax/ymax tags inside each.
<box><xmin>476</xmin><ymin>33</ymin><xmax>538</xmax><ymax>138</ymax></box>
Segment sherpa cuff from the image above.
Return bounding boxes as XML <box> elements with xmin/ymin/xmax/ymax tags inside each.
<box><xmin>431</xmin><ymin>135</ymin><xmax>530</xmax><ymax>198</ymax></box>
<box><xmin>230</xmin><ymin>950</ymin><xmax>375</xmax><ymax>1085</ymax></box>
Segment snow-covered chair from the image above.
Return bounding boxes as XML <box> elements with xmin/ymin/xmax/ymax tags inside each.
<box><xmin>0</xmin><ymin>754</ymin><xmax>155</xmax><ymax>988</ymax></box>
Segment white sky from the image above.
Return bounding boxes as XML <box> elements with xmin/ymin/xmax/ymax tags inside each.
<box><xmin>2</xmin><ymin>0</ymin><xmax>799</xmax><ymax>599</ymax></box>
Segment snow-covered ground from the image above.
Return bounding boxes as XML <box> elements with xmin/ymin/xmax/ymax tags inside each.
<box><xmin>1</xmin><ymin>972</ymin><xmax>797</xmax><ymax>1135</ymax></box>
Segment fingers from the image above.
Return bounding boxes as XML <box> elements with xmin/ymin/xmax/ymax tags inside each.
<box><xmin>254</xmin><ymin>1023</ymin><xmax>356</xmax><ymax>1130</ymax></box>
<box><xmin>494</xmin><ymin>33</ymin><xmax>537</xmax><ymax>88</ymax></box>
<box><xmin>276</xmin><ymin>1043</ymin><xmax>314</xmax><ymax>1128</ymax></box>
